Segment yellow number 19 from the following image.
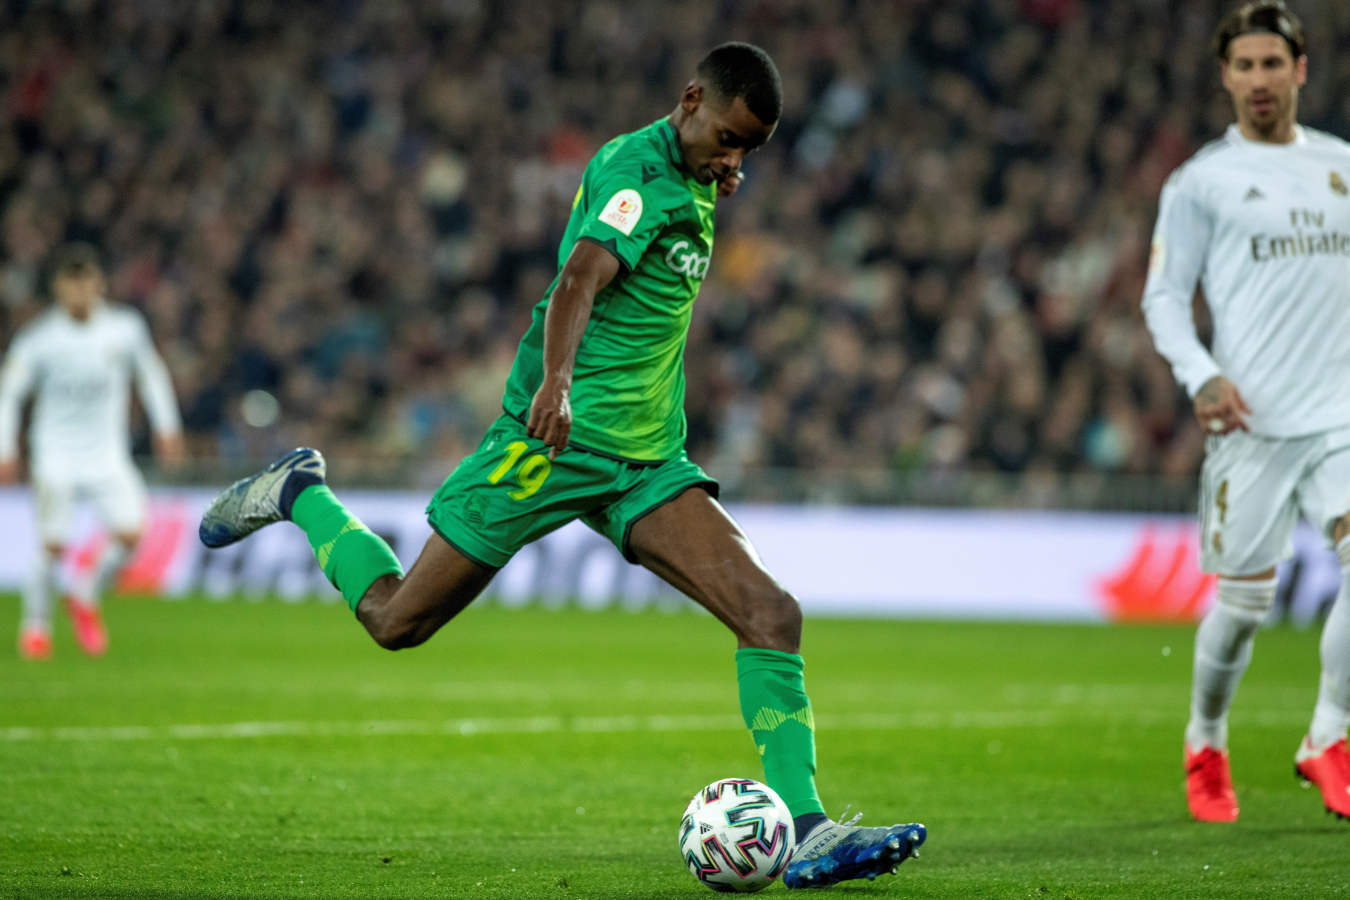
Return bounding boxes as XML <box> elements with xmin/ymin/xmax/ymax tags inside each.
<box><xmin>486</xmin><ymin>440</ymin><xmax>553</xmax><ymax>500</ymax></box>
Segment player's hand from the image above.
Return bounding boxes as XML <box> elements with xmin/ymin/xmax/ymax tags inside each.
<box><xmin>1194</xmin><ymin>375</ymin><xmax>1251</xmax><ymax>436</ymax></box>
<box><xmin>717</xmin><ymin>171</ymin><xmax>744</xmax><ymax>198</ymax></box>
<box><xmin>527</xmin><ymin>377</ymin><xmax>572</xmax><ymax>459</ymax></box>
<box><xmin>154</xmin><ymin>432</ymin><xmax>186</xmax><ymax>469</ymax></box>
<box><xmin>0</xmin><ymin>458</ymin><xmax>18</xmax><ymax>484</ymax></box>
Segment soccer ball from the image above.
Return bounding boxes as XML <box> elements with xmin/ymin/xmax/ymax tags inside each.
<box><xmin>678</xmin><ymin>778</ymin><xmax>796</xmax><ymax>893</ymax></box>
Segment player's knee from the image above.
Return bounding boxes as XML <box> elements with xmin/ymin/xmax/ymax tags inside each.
<box><xmin>357</xmin><ymin>598</ymin><xmax>421</xmax><ymax>651</ymax></box>
<box><xmin>741</xmin><ymin>586</ymin><xmax>802</xmax><ymax>652</ymax></box>
<box><xmin>364</xmin><ymin>613</ymin><xmax>422</xmax><ymax>651</ymax></box>
<box><xmin>1214</xmin><ymin>574</ymin><xmax>1277</xmax><ymax>628</ymax></box>
<box><xmin>375</xmin><ymin>630</ymin><xmax>420</xmax><ymax>652</ymax></box>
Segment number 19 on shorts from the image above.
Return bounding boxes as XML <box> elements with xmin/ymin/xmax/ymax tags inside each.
<box><xmin>486</xmin><ymin>440</ymin><xmax>552</xmax><ymax>500</ymax></box>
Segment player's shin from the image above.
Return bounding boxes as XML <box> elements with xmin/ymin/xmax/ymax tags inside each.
<box><xmin>1310</xmin><ymin>537</ymin><xmax>1350</xmax><ymax>748</ymax></box>
<box><xmin>1187</xmin><ymin>576</ymin><xmax>1275</xmax><ymax>749</ymax></box>
<box><xmin>22</xmin><ymin>552</ymin><xmax>59</xmax><ymax>629</ymax></box>
<box><xmin>735</xmin><ymin>648</ymin><xmax>826</xmax><ymax>833</ymax></box>
<box><xmin>82</xmin><ymin>541</ymin><xmax>130</xmax><ymax>607</ymax></box>
<box><xmin>290</xmin><ymin>485</ymin><xmax>402</xmax><ymax>612</ymax></box>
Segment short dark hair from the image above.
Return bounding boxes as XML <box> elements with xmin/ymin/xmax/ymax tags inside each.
<box><xmin>695</xmin><ymin>42</ymin><xmax>782</xmax><ymax>125</ymax></box>
<box><xmin>1214</xmin><ymin>1</ymin><xmax>1306</xmax><ymax>61</ymax></box>
<box><xmin>48</xmin><ymin>241</ymin><xmax>103</xmax><ymax>280</ymax></box>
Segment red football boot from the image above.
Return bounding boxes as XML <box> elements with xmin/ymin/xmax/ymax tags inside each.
<box><xmin>18</xmin><ymin>624</ymin><xmax>52</xmax><ymax>660</ymax></box>
<box><xmin>1294</xmin><ymin>736</ymin><xmax>1350</xmax><ymax>819</ymax></box>
<box><xmin>66</xmin><ymin>598</ymin><xmax>108</xmax><ymax>657</ymax></box>
<box><xmin>1185</xmin><ymin>745</ymin><xmax>1239</xmax><ymax>822</ymax></box>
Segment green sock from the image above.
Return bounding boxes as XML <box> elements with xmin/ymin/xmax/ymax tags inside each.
<box><xmin>291</xmin><ymin>486</ymin><xmax>403</xmax><ymax>612</ymax></box>
<box><xmin>736</xmin><ymin>648</ymin><xmax>825</xmax><ymax>817</ymax></box>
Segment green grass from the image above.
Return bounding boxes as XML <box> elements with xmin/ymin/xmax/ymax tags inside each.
<box><xmin>1</xmin><ymin>597</ymin><xmax>1347</xmax><ymax>899</ymax></box>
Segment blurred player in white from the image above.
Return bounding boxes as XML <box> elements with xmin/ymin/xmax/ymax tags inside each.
<box><xmin>1142</xmin><ymin>1</ymin><xmax>1350</xmax><ymax>821</ymax></box>
<box><xmin>0</xmin><ymin>243</ymin><xmax>183</xmax><ymax>659</ymax></box>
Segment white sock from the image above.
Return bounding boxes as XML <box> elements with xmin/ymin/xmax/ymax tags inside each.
<box><xmin>1186</xmin><ymin>576</ymin><xmax>1277</xmax><ymax>750</ymax></box>
<box><xmin>1309</xmin><ymin>537</ymin><xmax>1350</xmax><ymax>749</ymax></box>
<box><xmin>83</xmin><ymin>541</ymin><xmax>130</xmax><ymax>608</ymax></box>
<box><xmin>21</xmin><ymin>552</ymin><xmax>61</xmax><ymax>631</ymax></box>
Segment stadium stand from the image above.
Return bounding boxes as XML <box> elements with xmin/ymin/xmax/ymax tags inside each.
<box><xmin>2</xmin><ymin>0</ymin><xmax>1347</xmax><ymax>506</ymax></box>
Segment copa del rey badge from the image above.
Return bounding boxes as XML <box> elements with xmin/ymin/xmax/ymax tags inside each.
<box><xmin>599</xmin><ymin>188</ymin><xmax>643</xmax><ymax>235</ymax></box>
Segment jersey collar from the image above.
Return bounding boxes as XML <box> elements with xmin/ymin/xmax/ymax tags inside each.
<box><xmin>57</xmin><ymin>297</ymin><xmax>107</xmax><ymax>325</ymax></box>
<box><xmin>658</xmin><ymin>117</ymin><xmax>691</xmax><ymax>177</ymax></box>
<box><xmin>1225</xmin><ymin>122</ymin><xmax>1308</xmax><ymax>147</ymax></box>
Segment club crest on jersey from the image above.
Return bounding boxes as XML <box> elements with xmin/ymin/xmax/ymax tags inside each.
<box><xmin>598</xmin><ymin>189</ymin><xmax>643</xmax><ymax>235</ymax></box>
<box><xmin>1331</xmin><ymin>171</ymin><xmax>1348</xmax><ymax>197</ymax></box>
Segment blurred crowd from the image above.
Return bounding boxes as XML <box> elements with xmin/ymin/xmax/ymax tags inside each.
<box><xmin>2</xmin><ymin>0</ymin><xmax>1349</xmax><ymax>496</ymax></box>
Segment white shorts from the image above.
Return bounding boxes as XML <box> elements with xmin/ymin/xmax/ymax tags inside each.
<box><xmin>1199</xmin><ymin>425</ymin><xmax>1350</xmax><ymax>575</ymax></box>
<box><xmin>33</xmin><ymin>465</ymin><xmax>147</xmax><ymax>546</ymax></box>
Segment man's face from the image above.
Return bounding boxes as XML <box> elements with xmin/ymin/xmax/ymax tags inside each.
<box><xmin>675</xmin><ymin>85</ymin><xmax>775</xmax><ymax>186</ymax></box>
<box><xmin>52</xmin><ymin>270</ymin><xmax>103</xmax><ymax>320</ymax></box>
<box><xmin>1221</xmin><ymin>33</ymin><xmax>1306</xmax><ymax>138</ymax></box>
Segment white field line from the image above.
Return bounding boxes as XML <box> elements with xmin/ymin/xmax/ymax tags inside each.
<box><xmin>0</xmin><ymin>710</ymin><xmax>1052</xmax><ymax>743</ymax></box>
<box><xmin>0</xmin><ymin>706</ymin><xmax>1311</xmax><ymax>744</ymax></box>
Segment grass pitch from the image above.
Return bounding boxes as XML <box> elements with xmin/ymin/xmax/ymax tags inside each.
<box><xmin>1</xmin><ymin>596</ymin><xmax>1346</xmax><ymax>899</ymax></box>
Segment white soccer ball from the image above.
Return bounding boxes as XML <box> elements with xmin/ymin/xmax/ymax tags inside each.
<box><xmin>678</xmin><ymin>778</ymin><xmax>796</xmax><ymax>893</ymax></box>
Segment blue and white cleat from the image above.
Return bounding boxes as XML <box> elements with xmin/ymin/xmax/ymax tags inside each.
<box><xmin>198</xmin><ymin>447</ymin><xmax>326</xmax><ymax>548</ymax></box>
<box><xmin>783</xmin><ymin>814</ymin><xmax>925</xmax><ymax>889</ymax></box>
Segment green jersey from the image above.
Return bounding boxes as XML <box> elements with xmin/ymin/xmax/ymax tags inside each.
<box><xmin>502</xmin><ymin>118</ymin><xmax>717</xmax><ymax>463</ymax></box>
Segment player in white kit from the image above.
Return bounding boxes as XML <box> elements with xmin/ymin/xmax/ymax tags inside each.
<box><xmin>1142</xmin><ymin>1</ymin><xmax>1350</xmax><ymax>821</ymax></box>
<box><xmin>0</xmin><ymin>244</ymin><xmax>183</xmax><ymax>659</ymax></box>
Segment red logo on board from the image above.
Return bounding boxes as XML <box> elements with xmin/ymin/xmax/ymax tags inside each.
<box><xmin>1095</xmin><ymin>525</ymin><xmax>1216</xmax><ymax>622</ymax></box>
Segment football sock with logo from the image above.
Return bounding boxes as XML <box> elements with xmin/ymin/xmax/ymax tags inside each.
<box><xmin>1185</xmin><ymin>576</ymin><xmax>1276</xmax><ymax>749</ymax></box>
<box><xmin>736</xmin><ymin>648</ymin><xmax>826</xmax><ymax>820</ymax></box>
<box><xmin>1310</xmin><ymin>537</ymin><xmax>1350</xmax><ymax>748</ymax></box>
<box><xmin>290</xmin><ymin>485</ymin><xmax>403</xmax><ymax>612</ymax></box>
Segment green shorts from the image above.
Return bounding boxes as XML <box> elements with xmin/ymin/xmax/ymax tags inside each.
<box><xmin>427</xmin><ymin>415</ymin><xmax>718</xmax><ymax>568</ymax></box>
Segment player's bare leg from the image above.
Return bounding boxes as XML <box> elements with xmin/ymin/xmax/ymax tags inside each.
<box><xmin>1294</xmin><ymin>513</ymin><xmax>1350</xmax><ymax>818</ymax></box>
<box><xmin>1185</xmin><ymin>565</ymin><xmax>1275</xmax><ymax>822</ymax></box>
<box><xmin>19</xmin><ymin>544</ymin><xmax>62</xmax><ymax>659</ymax></box>
<box><xmin>628</xmin><ymin>487</ymin><xmax>925</xmax><ymax>888</ymax></box>
<box><xmin>353</xmin><ymin>535</ymin><xmax>496</xmax><ymax>650</ymax></box>
<box><xmin>628</xmin><ymin>487</ymin><xmax>800</xmax><ymax>652</ymax></box>
<box><xmin>199</xmin><ymin>447</ymin><xmax>496</xmax><ymax>651</ymax></box>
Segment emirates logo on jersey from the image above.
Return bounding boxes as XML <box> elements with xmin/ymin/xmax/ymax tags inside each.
<box><xmin>1331</xmin><ymin>171</ymin><xmax>1348</xmax><ymax>197</ymax></box>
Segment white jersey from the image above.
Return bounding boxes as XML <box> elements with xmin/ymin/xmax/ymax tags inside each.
<box><xmin>0</xmin><ymin>303</ymin><xmax>180</xmax><ymax>478</ymax></box>
<box><xmin>1142</xmin><ymin>124</ymin><xmax>1350</xmax><ymax>437</ymax></box>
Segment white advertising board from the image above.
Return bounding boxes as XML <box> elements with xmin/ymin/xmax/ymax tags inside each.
<box><xmin>0</xmin><ymin>487</ymin><xmax>1337</xmax><ymax>624</ymax></box>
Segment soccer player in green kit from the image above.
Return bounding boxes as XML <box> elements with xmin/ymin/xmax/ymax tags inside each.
<box><xmin>200</xmin><ymin>42</ymin><xmax>925</xmax><ymax>888</ymax></box>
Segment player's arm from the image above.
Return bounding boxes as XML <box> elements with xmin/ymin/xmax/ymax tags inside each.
<box><xmin>530</xmin><ymin>161</ymin><xmax>673</xmax><ymax>455</ymax></box>
<box><xmin>527</xmin><ymin>239</ymin><xmax>621</xmax><ymax>458</ymax></box>
<box><xmin>128</xmin><ymin>315</ymin><xmax>185</xmax><ymax>467</ymax></box>
<box><xmin>0</xmin><ymin>336</ymin><xmax>36</xmax><ymax>483</ymax></box>
<box><xmin>1140</xmin><ymin>174</ymin><xmax>1249</xmax><ymax>434</ymax></box>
